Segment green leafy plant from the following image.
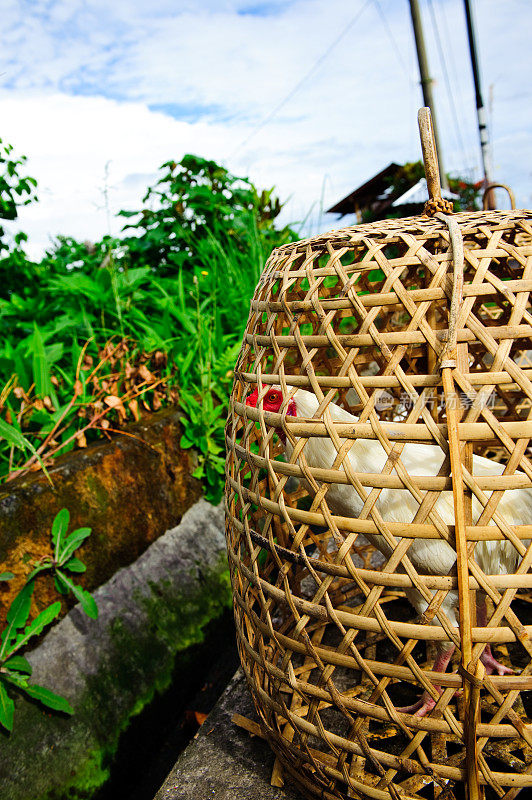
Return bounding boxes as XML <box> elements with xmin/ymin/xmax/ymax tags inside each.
<box><xmin>119</xmin><ymin>154</ymin><xmax>294</xmax><ymax>277</ymax></box>
<box><xmin>27</xmin><ymin>508</ymin><xmax>98</xmax><ymax>619</ymax></box>
<box><xmin>0</xmin><ymin>411</ymin><xmax>53</xmax><ymax>486</ymax></box>
<box><xmin>180</xmin><ymin>387</ymin><xmax>226</xmax><ymax>504</ymax></box>
<box><xmin>0</xmin><ymin>508</ymin><xmax>98</xmax><ymax>732</ymax></box>
<box><xmin>0</xmin><ymin>582</ymin><xmax>70</xmax><ymax>732</ymax></box>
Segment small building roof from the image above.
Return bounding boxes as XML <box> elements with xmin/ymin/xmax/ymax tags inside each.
<box><xmin>326</xmin><ymin>163</ymin><xmax>402</xmax><ymax>217</ymax></box>
<box><xmin>391</xmin><ymin>178</ymin><xmax>459</xmax><ymax>207</ymax></box>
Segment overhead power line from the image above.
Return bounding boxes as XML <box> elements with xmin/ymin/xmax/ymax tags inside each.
<box><xmin>427</xmin><ymin>0</ymin><xmax>469</xmax><ymax>170</ymax></box>
<box><xmin>436</xmin><ymin>0</ymin><xmax>478</xmax><ymax>171</ymax></box>
<box><xmin>372</xmin><ymin>0</ymin><xmax>411</xmax><ymax>80</ymax></box>
<box><xmin>230</xmin><ymin>0</ymin><xmax>372</xmax><ymax>159</ymax></box>
<box><xmin>464</xmin><ymin>0</ymin><xmax>494</xmax><ymax>202</ymax></box>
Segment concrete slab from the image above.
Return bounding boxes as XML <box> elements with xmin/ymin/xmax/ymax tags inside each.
<box><xmin>154</xmin><ymin>670</ymin><xmax>305</xmax><ymax>800</ymax></box>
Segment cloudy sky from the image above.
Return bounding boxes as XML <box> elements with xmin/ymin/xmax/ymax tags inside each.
<box><xmin>2</xmin><ymin>0</ymin><xmax>531</xmax><ymax>258</ymax></box>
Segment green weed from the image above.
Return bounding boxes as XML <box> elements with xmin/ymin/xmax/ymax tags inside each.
<box><xmin>0</xmin><ymin>508</ymin><xmax>97</xmax><ymax>733</ymax></box>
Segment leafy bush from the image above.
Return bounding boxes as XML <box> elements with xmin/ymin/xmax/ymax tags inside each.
<box><xmin>120</xmin><ymin>154</ymin><xmax>286</xmax><ymax>277</ymax></box>
<box><xmin>0</xmin><ymin>146</ymin><xmax>297</xmax><ymax>503</ymax></box>
<box><xmin>0</xmin><ymin>138</ymin><xmax>37</xmax><ymax>239</ymax></box>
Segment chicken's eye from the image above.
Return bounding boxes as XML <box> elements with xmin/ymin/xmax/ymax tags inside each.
<box><xmin>267</xmin><ymin>393</ymin><xmax>277</xmax><ymax>403</ymax></box>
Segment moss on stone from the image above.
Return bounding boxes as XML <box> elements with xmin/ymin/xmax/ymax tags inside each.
<box><xmin>38</xmin><ymin>751</ymin><xmax>110</xmax><ymax>800</ymax></box>
<box><xmin>57</xmin><ymin>562</ymin><xmax>231</xmax><ymax>800</ymax></box>
<box><xmin>83</xmin><ymin>474</ymin><xmax>110</xmax><ymax>514</ymax></box>
<box><xmin>0</xmin><ymin>552</ymin><xmax>232</xmax><ymax>800</ymax></box>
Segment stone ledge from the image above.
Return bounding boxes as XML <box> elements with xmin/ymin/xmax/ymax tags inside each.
<box><xmin>0</xmin><ymin>499</ymin><xmax>231</xmax><ymax>800</ymax></box>
<box><xmin>155</xmin><ymin>669</ymin><xmax>304</xmax><ymax>800</ymax></box>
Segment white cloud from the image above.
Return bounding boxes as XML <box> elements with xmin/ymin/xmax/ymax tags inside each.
<box><xmin>1</xmin><ymin>0</ymin><xmax>531</xmax><ymax>258</ymax></box>
<box><xmin>0</xmin><ymin>92</ymin><xmax>243</xmax><ymax>255</ymax></box>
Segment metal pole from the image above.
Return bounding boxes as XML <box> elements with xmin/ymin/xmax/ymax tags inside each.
<box><xmin>463</xmin><ymin>0</ymin><xmax>494</xmax><ymax>207</ymax></box>
<box><xmin>409</xmin><ymin>0</ymin><xmax>448</xmax><ymax>188</ymax></box>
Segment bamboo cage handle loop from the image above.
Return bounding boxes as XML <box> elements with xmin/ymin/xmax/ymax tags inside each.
<box><xmin>418</xmin><ymin>107</ymin><xmax>454</xmax><ymax>217</ymax></box>
<box><xmin>482</xmin><ymin>182</ymin><xmax>516</xmax><ymax>210</ymax></box>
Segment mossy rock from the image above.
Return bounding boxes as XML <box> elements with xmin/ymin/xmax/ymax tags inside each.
<box><xmin>0</xmin><ymin>501</ymin><xmax>231</xmax><ymax>800</ymax></box>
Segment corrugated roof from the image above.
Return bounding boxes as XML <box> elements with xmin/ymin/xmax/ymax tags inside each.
<box><xmin>326</xmin><ymin>163</ymin><xmax>402</xmax><ymax>216</ymax></box>
<box><xmin>391</xmin><ymin>178</ymin><xmax>459</xmax><ymax>207</ymax></box>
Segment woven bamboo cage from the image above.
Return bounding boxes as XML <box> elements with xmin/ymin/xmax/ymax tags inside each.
<box><xmin>225</xmin><ymin>111</ymin><xmax>532</xmax><ymax>800</ymax></box>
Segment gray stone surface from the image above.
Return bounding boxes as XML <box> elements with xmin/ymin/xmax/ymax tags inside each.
<box><xmin>155</xmin><ymin>670</ymin><xmax>305</xmax><ymax>800</ymax></box>
<box><xmin>0</xmin><ymin>499</ymin><xmax>231</xmax><ymax>800</ymax></box>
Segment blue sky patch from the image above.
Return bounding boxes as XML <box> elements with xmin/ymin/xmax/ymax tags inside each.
<box><xmin>237</xmin><ymin>2</ymin><xmax>287</xmax><ymax>17</ymax></box>
<box><xmin>149</xmin><ymin>102</ymin><xmax>227</xmax><ymax>122</ymax></box>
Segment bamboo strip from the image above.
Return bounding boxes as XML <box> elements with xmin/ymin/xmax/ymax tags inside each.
<box><xmin>250</xmin><ymin>278</ymin><xmax>532</xmax><ymax>312</ymax></box>
<box><xmin>249</xmin><ymin>677</ymin><xmax>532</xmax><ymax>789</ymax></box>
<box><xmin>229</xmin><ymin>549</ymin><xmax>532</xmax><ymax>645</ymax></box>
<box><xmin>229</xmin><ymin>438</ymin><xmax>531</xmax><ymax>491</ymax></box>
<box><xmin>236</xmin><ymin>402</ymin><xmax>532</xmax><ymax>442</ymax></box>
<box><xmin>442</xmin><ymin>358</ymin><xmax>479</xmax><ymax>794</ymax></box>
<box><xmin>234</xmin><ymin>604</ymin><xmax>532</xmax><ymax>703</ymax></box>
<box><xmin>228</xmin><ymin>476</ymin><xmax>532</xmax><ymax>540</ymax></box>
<box><xmin>230</xmin><ymin>517</ymin><xmax>532</xmax><ymax>588</ymax></box>
<box><xmin>238</xmin><ymin>368</ymin><xmax>532</xmax><ymax>389</ymax></box>
<box><xmin>264</xmin><ymin>242</ymin><xmax>532</xmax><ymax>278</ymax></box>
<box><xmin>246</xmin><ymin>325</ymin><xmax>532</xmax><ymax>350</ymax></box>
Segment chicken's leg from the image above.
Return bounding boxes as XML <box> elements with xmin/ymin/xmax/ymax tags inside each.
<box><xmin>477</xmin><ymin>595</ymin><xmax>513</xmax><ymax>676</ymax></box>
<box><xmin>397</xmin><ymin>643</ymin><xmax>455</xmax><ymax>716</ymax></box>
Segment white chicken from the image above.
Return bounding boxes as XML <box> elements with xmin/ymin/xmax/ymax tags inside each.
<box><xmin>246</xmin><ymin>385</ymin><xmax>532</xmax><ymax>716</ymax></box>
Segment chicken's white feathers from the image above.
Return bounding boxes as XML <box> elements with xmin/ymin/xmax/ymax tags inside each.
<box><xmin>282</xmin><ymin>389</ymin><xmax>532</xmax><ymax>624</ymax></box>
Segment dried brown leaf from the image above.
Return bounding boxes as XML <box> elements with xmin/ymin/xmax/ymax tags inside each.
<box><xmin>75</xmin><ymin>431</ymin><xmax>87</xmax><ymax>448</ymax></box>
<box><xmin>104</xmin><ymin>395</ymin><xmax>123</xmax><ymax>409</ymax></box>
<box><xmin>104</xmin><ymin>395</ymin><xmax>127</xmax><ymax>421</ymax></box>
<box><xmin>185</xmin><ymin>710</ymin><xmax>208</xmax><ymax>727</ymax></box>
<box><xmin>138</xmin><ymin>365</ymin><xmax>153</xmax><ymax>382</ymax></box>
<box><xmin>128</xmin><ymin>399</ymin><xmax>140</xmax><ymax>421</ymax></box>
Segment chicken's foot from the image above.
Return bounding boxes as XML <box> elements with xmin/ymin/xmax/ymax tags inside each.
<box><xmin>477</xmin><ymin>596</ymin><xmax>514</xmax><ymax>676</ymax></box>
<box><xmin>397</xmin><ymin>644</ymin><xmax>455</xmax><ymax>717</ymax></box>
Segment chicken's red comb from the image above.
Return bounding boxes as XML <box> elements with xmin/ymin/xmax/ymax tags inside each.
<box><xmin>245</xmin><ymin>383</ymin><xmax>267</xmax><ymax>407</ymax></box>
